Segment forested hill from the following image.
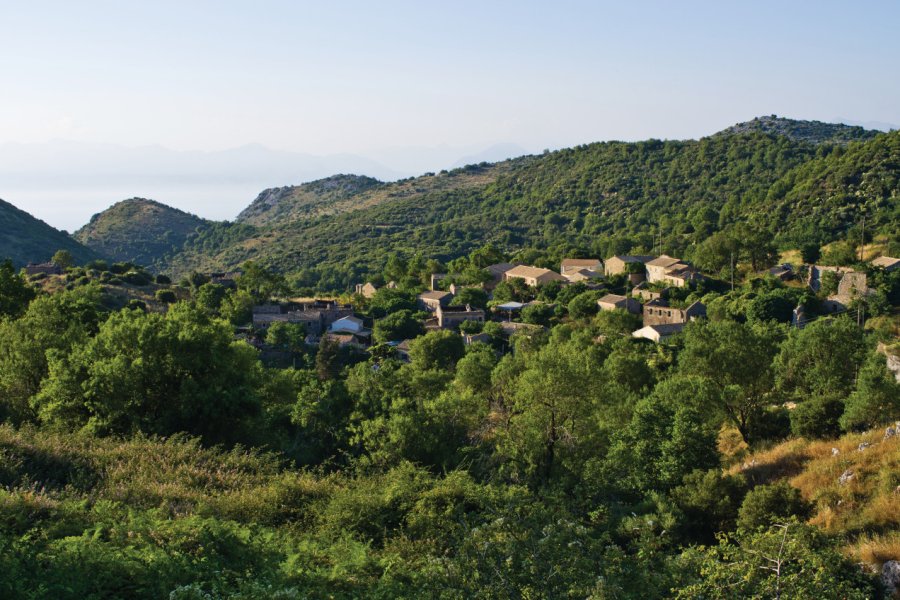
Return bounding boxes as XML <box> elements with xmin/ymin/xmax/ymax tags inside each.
<box><xmin>0</xmin><ymin>199</ymin><xmax>99</xmax><ymax>267</ymax></box>
<box><xmin>74</xmin><ymin>198</ymin><xmax>209</xmax><ymax>268</ymax></box>
<box><xmin>162</xmin><ymin>129</ymin><xmax>898</xmax><ymax>289</ymax></box>
<box><xmin>714</xmin><ymin>115</ymin><xmax>883</xmax><ymax>145</ymax></box>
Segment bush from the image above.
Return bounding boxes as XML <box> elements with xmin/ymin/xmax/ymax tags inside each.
<box><xmin>155</xmin><ymin>274</ymin><xmax>172</xmax><ymax>285</ymax></box>
<box><xmin>737</xmin><ymin>482</ymin><xmax>811</xmax><ymax>532</ymax></box>
<box><xmin>790</xmin><ymin>395</ymin><xmax>844</xmax><ymax>439</ymax></box>
<box><xmin>155</xmin><ymin>289</ymin><xmax>177</xmax><ymax>304</ymax></box>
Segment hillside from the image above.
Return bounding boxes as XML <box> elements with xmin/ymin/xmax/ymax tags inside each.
<box><xmin>162</xmin><ymin>130</ymin><xmax>899</xmax><ymax>288</ymax></box>
<box><xmin>715</xmin><ymin>115</ymin><xmax>882</xmax><ymax>145</ymax></box>
<box><xmin>0</xmin><ymin>199</ymin><xmax>99</xmax><ymax>267</ymax></box>
<box><xmin>74</xmin><ymin>198</ymin><xmax>209</xmax><ymax>268</ymax></box>
<box><xmin>732</xmin><ymin>424</ymin><xmax>900</xmax><ymax>566</ymax></box>
<box><xmin>235</xmin><ymin>174</ymin><xmax>382</xmax><ymax>226</ymax></box>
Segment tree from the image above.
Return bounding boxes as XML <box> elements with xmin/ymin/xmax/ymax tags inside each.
<box><xmin>774</xmin><ymin>317</ymin><xmax>867</xmax><ymax>402</ymax></box>
<box><xmin>790</xmin><ymin>394</ymin><xmax>844</xmax><ymax>439</ymax></box>
<box><xmin>409</xmin><ymin>330</ymin><xmax>465</xmax><ymax>372</ymax></box>
<box><xmin>799</xmin><ymin>243</ymin><xmax>821</xmax><ymax>264</ymax></box>
<box><xmin>0</xmin><ymin>260</ymin><xmax>35</xmax><ymax>318</ymax></box>
<box><xmin>238</xmin><ymin>261</ymin><xmax>288</xmax><ymax>302</ymax></box>
<box><xmin>266</xmin><ymin>321</ymin><xmax>307</xmax><ymax>353</ymax></box>
<box><xmin>607</xmin><ymin>394</ymin><xmax>719</xmax><ymax>493</ymax></box>
<box><xmin>674</xmin><ymin>522</ymin><xmax>876</xmax><ymax>599</ymax></box>
<box><xmin>678</xmin><ymin>320</ymin><xmax>784</xmax><ymax>441</ymax></box>
<box><xmin>220</xmin><ymin>289</ymin><xmax>255</xmax><ymax>325</ymax></box>
<box><xmin>567</xmin><ymin>290</ymin><xmax>601</xmax><ymax>320</ymax></box>
<box><xmin>450</xmin><ymin>287</ymin><xmax>488</xmax><ymax>310</ymax></box>
<box><xmin>33</xmin><ymin>303</ymin><xmax>262</xmax><ymax>443</ymax></box>
<box><xmin>50</xmin><ymin>249</ymin><xmax>74</xmax><ymax>270</ymax></box>
<box><xmin>453</xmin><ymin>343</ymin><xmax>497</xmax><ymax>394</ymax></box>
<box><xmin>0</xmin><ymin>286</ymin><xmax>103</xmax><ymax>423</ymax></box>
<box><xmin>840</xmin><ymin>351</ymin><xmax>900</xmax><ymax>430</ymax></box>
<box><xmin>193</xmin><ymin>283</ymin><xmax>228</xmax><ymax>316</ymax></box>
<box><xmin>372</xmin><ymin>309</ymin><xmax>423</xmax><ymax>344</ymax></box>
<box><xmin>496</xmin><ymin>337</ymin><xmax>606</xmax><ymax>485</ymax></box>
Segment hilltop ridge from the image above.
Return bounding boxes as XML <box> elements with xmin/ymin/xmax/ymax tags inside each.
<box><xmin>74</xmin><ymin>198</ymin><xmax>208</xmax><ymax>268</ymax></box>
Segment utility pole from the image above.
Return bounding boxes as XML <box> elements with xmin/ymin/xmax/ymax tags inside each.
<box><xmin>859</xmin><ymin>213</ymin><xmax>865</xmax><ymax>262</ymax></box>
<box><xmin>730</xmin><ymin>251</ymin><xmax>734</xmax><ymax>292</ymax></box>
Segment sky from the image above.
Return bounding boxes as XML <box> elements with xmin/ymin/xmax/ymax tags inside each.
<box><xmin>1</xmin><ymin>0</ymin><xmax>898</xmax><ymax>229</ymax></box>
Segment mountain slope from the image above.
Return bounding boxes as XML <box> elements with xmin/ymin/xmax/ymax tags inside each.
<box><xmin>715</xmin><ymin>115</ymin><xmax>880</xmax><ymax>145</ymax></box>
<box><xmin>165</xmin><ymin>132</ymin><xmax>823</xmax><ymax>278</ymax></box>
<box><xmin>74</xmin><ymin>198</ymin><xmax>209</xmax><ymax>267</ymax></box>
<box><xmin>235</xmin><ymin>174</ymin><xmax>382</xmax><ymax>227</ymax></box>
<box><xmin>0</xmin><ymin>199</ymin><xmax>99</xmax><ymax>266</ymax></box>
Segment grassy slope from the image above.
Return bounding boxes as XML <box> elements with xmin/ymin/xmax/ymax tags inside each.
<box><xmin>731</xmin><ymin>425</ymin><xmax>900</xmax><ymax>565</ymax></box>
<box><xmin>0</xmin><ymin>199</ymin><xmax>100</xmax><ymax>267</ymax></box>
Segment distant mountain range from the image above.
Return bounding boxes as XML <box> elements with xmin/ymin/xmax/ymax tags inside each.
<box><xmin>2</xmin><ymin>117</ymin><xmax>896</xmax><ymax>278</ymax></box>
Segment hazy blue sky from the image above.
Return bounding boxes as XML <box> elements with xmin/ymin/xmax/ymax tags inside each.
<box><xmin>1</xmin><ymin>1</ymin><xmax>898</xmax><ymax>230</ymax></box>
<box><xmin>2</xmin><ymin>0</ymin><xmax>898</xmax><ymax>154</ymax></box>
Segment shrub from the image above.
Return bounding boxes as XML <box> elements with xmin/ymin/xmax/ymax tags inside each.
<box><xmin>155</xmin><ymin>289</ymin><xmax>177</xmax><ymax>304</ymax></box>
<box><xmin>790</xmin><ymin>395</ymin><xmax>844</xmax><ymax>439</ymax></box>
<box><xmin>737</xmin><ymin>482</ymin><xmax>811</xmax><ymax>532</ymax></box>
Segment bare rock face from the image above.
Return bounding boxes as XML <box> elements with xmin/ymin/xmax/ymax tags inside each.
<box><xmin>882</xmin><ymin>561</ymin><xmax>900</xmax><ymax>598</ymax></box>
<box><xmin>838</xmin><ymin>469</ymin><xmax>854</xmax><ymax>485</ymax></box>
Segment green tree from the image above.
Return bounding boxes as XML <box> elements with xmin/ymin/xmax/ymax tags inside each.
<box><xmin>0</xmin><ymin>260</ymin><xmax>35</xmax><ymax>318</ymax></box>
<box><xmin>409</xmin><ymin>330</ymin><xmax>465</xmax><ymax>372</ymax></box>
<box><xmin>238</xmin><ymin>261</ymin><xmax>288</xmax><ymax>302</ymax></box>
<box><xmin>774</xmin><ymin>317</ymin><xmax>867</xmax><ymax>401</ymax></box>
<box><xmin>33</xmin><ymin>303</ymin><xmax>262</xmax><ymax>442</ymax></box>
<box><xmin>50</xmin><ymin>249</ymin><xmax>75</xmax><ymax>269</ymax></box>
<box><xmin>674</xmin><ymin>522</ymin><xmax>876</xmax><ymax>599</ymax></box>
<box><xmin>840</xmin><ymin>351</ymin><xmax>900</xmax><ymax>430</ymax></box>
<box><xmin>567</xmin><ymin>290</ymin><xmax>601</xmax><ymax>320</ymax></box>
<box><xmin>372</xmin><ymin>309</ymin><xmax>423</xmax><ymax>344</ymax></box>
<box><xmin>678</xmin><ymin>320</ymin><xmax>783</xmax><ymax>441</ymax></box>
<box><xmin>800</xmin><ymin>242</ymin><xmax>821</xmax><ymax>264</ymax></box>
<box><xmin>266</xmin><ymin>321</ymin><xmax>307</xmax><ymax>353</ymax></box>
<box><xmin>0</xmin><ymin>286</ymin><xmax>103</xmax><ymax>422</ymax></box>
<box><xmin>193</xmin><ymin>282</ymin><xmax>228</xmax><ymax>316</ymax></box>
<box><xmin>450</xmin><ymin>287</ymin><xmax>488</xmax><ymax>309</ymax></box>
<box><xmin>154</xmin><ymin>289</ymin><xmax>177</xmax><ymax>304</ymax></box>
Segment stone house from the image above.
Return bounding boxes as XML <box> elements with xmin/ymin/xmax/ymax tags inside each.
<box><xmin>597</xmin><ymin>293</ymin><xmax>642</xmax><ymax>315</ymax></box>
<box><xmin>604</xmin><ymin>255</ymin><xmax>654</xmax><ymax>276</ymax></box>
<box><xmin>642</xmin><ymin>299</ymin><xmax>706</xmax><ymax>327</ymax></box>
<box><xmin>418</xmin><ymin>290</ymin><xmax>453</xmax><ymax>312</ymax></box>
<box><xmin>24</xmin><ymin>262</ymin><xmax>63</xmax><ymax>276</ymax></box>
<box><xmin>436</xmin><ymin>304</ymin><xmax>485</xmax><ymax>329</ymax></box>
<box><xmin>645</xmin><ymin>255</ymin><xmax>699</xmax><ymax>287</ymax></box>
<box><xmin>560</xmin><ymin>258</ymin><xmax>603</xmax><ymax>277</ymax></box>
<box><xmin>563</xmin><ymin>268</ymin><xmax>605</xmax><ymax>283</ymax></box>
<box><xmin>872</xmin><ymin>256</ymin><xmax>900</xmax><ymax>272</ymax></box>
<box><xmin>632</xmin><ymin>323</ymin><xmax>684</xmax><ymax>343</ymax></box>
<box><xmin>503</xmin><ymin>265</ymin><xmax>566</xmax><ymax>287</ymax></box>
<box><xmin>355</xmin><ymin>282</ymin><xmax>378</xmax><ymax>298</ymax></box>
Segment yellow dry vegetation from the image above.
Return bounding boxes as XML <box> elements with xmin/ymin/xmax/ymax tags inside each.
<box><xmin>729</xmin><ymin>427</ymin><xmax>900</xmax><ymax>565</ymax></box>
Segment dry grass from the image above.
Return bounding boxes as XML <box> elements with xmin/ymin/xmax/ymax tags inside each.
<box><xmin>731</xmin><ymin>426</ymin><xmax>900</xmax><ymax>564</ymax></box>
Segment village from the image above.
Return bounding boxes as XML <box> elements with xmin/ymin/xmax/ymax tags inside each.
<box><xmin>233</xmin><ymin>251</ymin><xmax>900</xmax><ymax>362</ymax></box>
